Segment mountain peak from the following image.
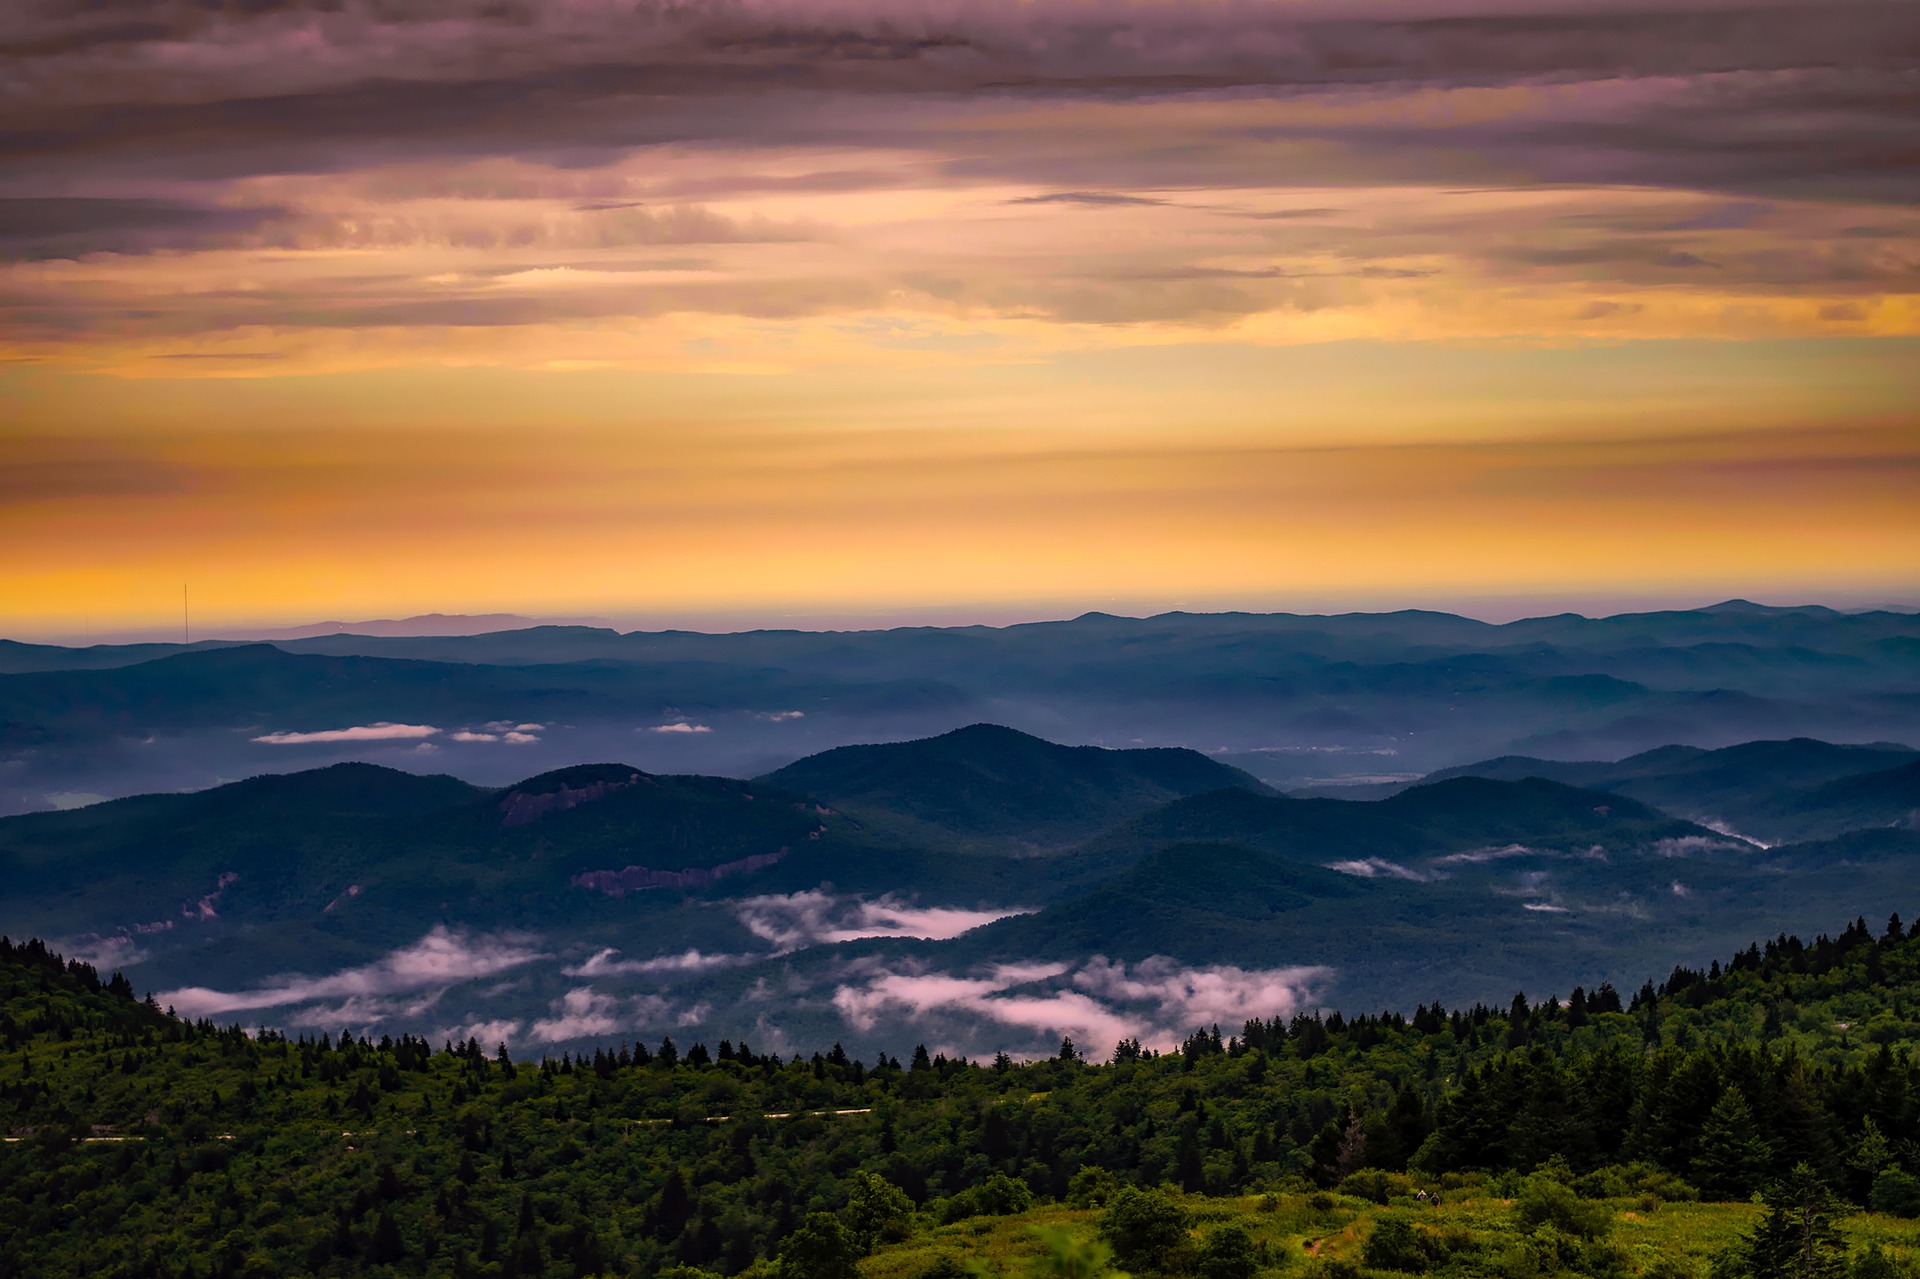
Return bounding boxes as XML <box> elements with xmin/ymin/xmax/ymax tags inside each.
<box><xmin>758</xmin><ymin>724</ymin><xmax>1268</xmax><ymax>851</ymax></box>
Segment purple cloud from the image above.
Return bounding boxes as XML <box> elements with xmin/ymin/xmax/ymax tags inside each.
<box><xmin>252</xmin><ymin>722</ymin><xmax>440</xmax><ymax>744</ymax></box>
<box><xmin>157</xmin><ymin>926</ymin><xmax>543</xmax><ymax>1018</ymax></box>
<box><xmin>832</xmin><ymin>954</ymin><xmax>1330</xmax><ymax>1058</ymax></box>
<box><xmin>735</xmin><ymin>890</ymin><xmax>1034</xmax><ymax>950</ymax></box>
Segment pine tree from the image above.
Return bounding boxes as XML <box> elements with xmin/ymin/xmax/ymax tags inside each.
<box><xmin>1737</xmin><ymin>1164</ymin><xmax>1847</xmax><ymax>1279</ymax></box>
<box><xmin>1692</xmin><ymin>1087</ymin><xmax>1773</xmax><ymax>1200</ymax></box>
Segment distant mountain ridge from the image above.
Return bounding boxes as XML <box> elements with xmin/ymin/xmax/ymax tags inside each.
<box><xmin>4</xmin><ymin>722</ymin><xmax>1918</xmax><ymax>1057</ymax></box>
<box><xmin>757</xmin><ymin>722</ymin><xmax>1271</xmax><ymax>853</ymax></box>
<box><xmin>215</xmin><ymin>612</ymin><xmax>615</xmax><ymax>640</ymax></box>
<box><xmin>1418</xmin><ymin>736</ymin><xmax>1920</xmax><ymax>843</ymax></box>
<box><xmin>3</xmin><ymin>600</ymin><xmax>1916</xmax><ymax>818</ymax></box>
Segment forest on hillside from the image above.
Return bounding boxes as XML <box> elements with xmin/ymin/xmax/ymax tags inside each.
<box><xmin>6</xmin><ymin>913</ymin><xmax>1920</xmax><ymax>1277</ymax></box>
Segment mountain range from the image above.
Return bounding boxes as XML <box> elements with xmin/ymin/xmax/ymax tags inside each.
<box><xmin>3</xmin><ymin>718</ymin><xmax>1913</xmax><ymax>1059</ymax></box>
<box><xmin>1</xmin><ymin>601</ymin><xmax>1917</xmax><ymax>817</ymax></box>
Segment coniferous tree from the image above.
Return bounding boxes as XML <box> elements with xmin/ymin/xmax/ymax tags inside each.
<box><xmin>1693</xmin><ymin>1087</ymin><xmax>1773</xmax><ymax>1200</ymax></box>
<box><xmin>1732</xmin><ymin>1164</ymin><xmax>1847</xmax><ymax>1279</ymax></box>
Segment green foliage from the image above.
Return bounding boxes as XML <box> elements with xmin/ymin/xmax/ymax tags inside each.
<box><xmin>1195</xmin><ymin>1225</ymin><xmax>1257</xmax><ymax>1279</ymax></box>
<box><xmin>1850</xmin><ymin>1246</ymin><xmax>1920</xmax><ymax>1279</ymax></box>
<box><xmin>5</xmin><ymin>915</ymin><xmax>1920</xmax><ymax>1279</ymax></box>
<box><xmin>1025</xmin><ymin>1226</ymin><xmax>1113</xmax><ymax>1279</ymax></box>
<box><xmin>1066</xmin><ymin>1167</ymin><xmax>1119</xmax><ymax>1209</ymax></box>
<box><xmin>1572</xmin><ymin>1162</ymin><xmax>1699</xmax><ymax>1204</ymax></box>
<box><xmin>778</xmin><ymin>1213</ymin><xmax>862</xmax><ymax>1279</ymax></box>
<box><xmin>847</xmin><ymin>1172</ymin><xmax>917</xmax><ymax>1251</ymax></box>
<box><xmin>1337</xmin><ymin>1168</ymin><xmax>1407</xmax><ymax>1205</ymax></box>
<box><xmin>1512</xmin><ymin>1175</ymin><xmax>1614</xmax><ymax>1241</ymax></box>
<box><xmin>1873</xmin><ymin>1173</ymin><xmax>1920</xmax><ymax>1220</ymax></box>
<box><xmin>1495</xmin><ymin>1222</ymin><xmax>1628</xmax><ymax>1279</ymax></box>
<box><xmin>916</xmin><ymin>1258</ymin><xmax>975</xmax><ymax>1279</ymax></box>
<box><xmin>1695</xmin><ymin>1087</ymin><xmax>1776</xmax><ymax>1201</ymax></box>
<box><xmin>1721</xmin><ymin>1165</ymin><xmax>1850</xmax><ymax>1279</ymax></box>
<box><xmin>943</xmin><ymin>1175</ymin><xmax>1037</xmax><ymax>1224</ymax></box>
<box><xmin>1361</xmin><ymin>1215</ymin><xmax>1431</xmax><ymax>1273</ymax></box>
<box><xmin>1098</xmin><ymin>1186</ymin><xmax>1192</xmax><ymax>1274</ymax></box>
<box><xmin>1644</xmin><ymin>1256</ymin><xmax>1705</xmax><ymax>1279</ymax></box>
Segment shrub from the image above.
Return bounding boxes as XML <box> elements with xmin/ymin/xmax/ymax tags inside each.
<box><xmin>1068</xmin><ymin>1167</ymin><xmax>1120</xmax><ymax>1209</ymax></box>
<box><xmin>941</xmin><ymin>1173</ymin><xmax>1036</xmax><ymax>1223</ymax></box>
<box><xmin>776</xmin><ymin>1213</ymin><xmax>861</xmax><ymax>1279</ymax></box>
<box><xmin>1870</xmin><ymin>1169</ymin><xmax>1920</xmax><ymax>1219</ymax></box>
<box><xmin>1338</xmin><ymin>1169</ymin><xmax>1405</xmax><ymax>1205</ymax></box>
<box><xmin>1098</xmin><ymin>1186</ymin><xmax>1192</xmax><ymax>1274</ymax></box>
<box><xmin>1572</xmin><ymin>1163</ymin><xmax>1698</xmax><ymax>1203</ymax></box>
<box><xmin>1512</xmin><ymin>1175</ymin><xmax>1613</xmax><ymax>1241</ymax></box>
<box><xmin>1361</xmin><ymin>1216</ymin><xmax>1430</xmax><ymax>1274</ymax></box>
<box><xmin>1196</xmin><ymin>1225</ymin><xmax>1257</xmax><ymax>1279</ymax></box>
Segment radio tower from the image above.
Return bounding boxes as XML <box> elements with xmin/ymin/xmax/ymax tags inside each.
<box><xmin>183</xmin><ymin>584</ymin><xmax>190</xmax><ymax>645</ymax></box>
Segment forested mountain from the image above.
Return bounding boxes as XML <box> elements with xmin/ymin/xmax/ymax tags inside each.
<box><xmin>757</xmin><ymin>724</ymin><xmax>1271</xmax><ymax>853</ymax></box>
<box><xmin>5</xmin><ymin>913</ymin><xmax>1920</xmax><ymax>1278</ymax></box>
<box><xmin>6</xmin><ymin>722</ymin><xmax>1920</xmax><ymax>1058</ymax></box>
<box><xmin>1420</xmin><ymin>738</ymin><xmax>1920</xmax><ymax>843</ymax></box>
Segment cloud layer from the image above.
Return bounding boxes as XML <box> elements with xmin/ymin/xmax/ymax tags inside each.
<box><xmin>253</xmin><ymin>722</ymin><xmax>441</xmax><ymax>745</ymax></box>
<box><xmin>832</xmin><ymin>954</ymin><xmax>1331</xmax><ymax>1058</ymax></box>
<box><xmin>565</xmin><ymin>947</ymin><xmax>752</xmax><ymax>977</ymax></box>
<box><xmin>158</xmin><ymin>926</ymin><xmax>543</xmax><ymax>1018</ymax></box>
<box><xmin>735</xmin><ymin>891</ymin><xmax>1033</xmax><ymax>950</ymax></box>
<box><xmin>2</xmin><ymin>0</ymin><xmax>1915</xmax><ymax>627</ymax></box>
<box><xmin>5</xmin><ymin>0</ymin><xmax>1915</xmax><ymax>365</ymax></box>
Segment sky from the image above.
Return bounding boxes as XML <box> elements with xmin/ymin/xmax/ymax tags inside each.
<box><xmin>2</xmin><ymin>0</ymin><xmax>1917</xmax><ymax>636</ymax></box>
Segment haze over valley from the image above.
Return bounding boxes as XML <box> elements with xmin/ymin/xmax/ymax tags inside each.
<box><xmin>4</xmin><ymin>602</ymin><xmax>1914</xmax><ymax>1060</ymax></box>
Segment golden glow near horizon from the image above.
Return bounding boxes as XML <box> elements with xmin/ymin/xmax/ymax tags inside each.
<box><xmin>2</xmin><ymin>2</ymin><xmax>1917</xmax><ymax>632</ymax></box>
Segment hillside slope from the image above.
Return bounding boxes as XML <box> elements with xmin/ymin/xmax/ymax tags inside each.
<box><xmin>759</xmin><ymin>723</ymin><xmax>1271</xmax><ymax>852</ymax></box>
<box><xmin>1425</xmin><ymin>737</ymin><xmax>1919</xmax><ymax>842</ymax></box>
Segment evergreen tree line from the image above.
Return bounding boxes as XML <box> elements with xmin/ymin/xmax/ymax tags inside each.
<box><xmin>2</xmin><ymin>913</ymin><xmax>1917</xmax><ymax>1278</ymax></box>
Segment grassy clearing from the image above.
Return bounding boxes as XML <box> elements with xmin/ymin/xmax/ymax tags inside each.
<box><xmin>861</xmin><ymin>1189</ymin><xmax>1920</xmax><ymax>1279</ymax></box>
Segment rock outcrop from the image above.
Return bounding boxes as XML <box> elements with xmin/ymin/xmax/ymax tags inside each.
<box><xmin>571</xmin><ymin>848</ymin><xmax>788</xmax><ymax>894</ymax></box>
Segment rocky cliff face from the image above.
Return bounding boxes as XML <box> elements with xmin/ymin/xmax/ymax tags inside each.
<box><xmin>570</xmin><ymin>848</ymin><xmax>789</xmax><ymax>894</ymax></box>
<box><xmin>499</xmin><ymin>774</ymin><xmax>643</xmax><ymax>827</ymax></box>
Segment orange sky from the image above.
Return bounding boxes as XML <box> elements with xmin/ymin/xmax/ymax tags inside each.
<box><xmin>2</xmin><ymin>1</ymin><xmax>1916</xmax><ymax>634</ymax></box>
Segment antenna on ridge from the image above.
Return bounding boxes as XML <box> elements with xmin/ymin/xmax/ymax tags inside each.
<box><xmin>184</xmin><ymin>583</ymin><xmax>190</xmax><ymax>646</ymax></box>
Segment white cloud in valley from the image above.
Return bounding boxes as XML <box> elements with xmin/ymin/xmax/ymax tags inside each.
<box><xmin>565</xmin><ymin>948</ymin><xmax>753</xmax><ymax>977</ymax></box>
<box><xmin>1324</xmin><ymin>857</ymin><xmax>1436</xmax><ymax>881</ymax></box>
<box><xmin>832</xmin><ymin>954</ymin><xmax>1330</xmax><ymax>1059</ymax></box>
<box><xmin>1432</xmin><ymin>844</ymin><xmax>1545</xmax><ymax>867</ymax></box>
<box><xmin>735</xmin><ymin>891</ymin><xmax>1033</xmax><ymax>951</ymax></box>
<box><xmin>157</xmin><ymin>926</ymin><xmax>543</xmax><ymax>1017</ymax></box>
<box><xmin>529</xmin><ymin>987</ymin><xmax>624</xmax><ymax>1043</ymax></box>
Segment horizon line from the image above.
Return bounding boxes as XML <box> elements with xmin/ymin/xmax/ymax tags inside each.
<box><xmin>7</xmin><ymin>592</ymin><xmax>1919</xmax><ymax>648</ymax></box>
